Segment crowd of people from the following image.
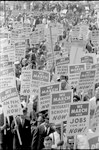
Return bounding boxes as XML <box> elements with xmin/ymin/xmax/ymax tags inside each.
<box><xmin>0</xmin><ymin>1</ymin><xmax>99</xmax><ymax>150</ymax></box>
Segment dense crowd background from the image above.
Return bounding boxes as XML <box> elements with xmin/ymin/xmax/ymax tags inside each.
<box><xmin>0</xmin><ymin>1</ymin><xmax>99</xmax><ymax>150</ymax></box>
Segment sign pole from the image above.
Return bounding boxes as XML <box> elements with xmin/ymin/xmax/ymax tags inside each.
<box><xmin>14</xmin><ymin>116</ymin><xmax>22</xmax><ymax>145</ymax></box>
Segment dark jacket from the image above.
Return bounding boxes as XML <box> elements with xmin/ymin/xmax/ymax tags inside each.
<box><xmin>11</xmin><ymin>116</ymin><xmax>31</xmax><ymax>150</ymax></box>
<box><xmin>31</xmin><ymin>124</ymin><xmax>54</xmax><ymax>150</ymax></box>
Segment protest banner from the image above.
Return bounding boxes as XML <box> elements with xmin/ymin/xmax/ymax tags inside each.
<box><xmin>0</xmin><ymin>76</ymin><xmax>16</xmax><ymax>92</ymax></box>
<box><xmin>55</xmin><ymin>64</ymin><xmax>68</xmax><ymax>77</ymax></box>
<box><xmin>87</xmin><ymin>132</ymin><xmax>99</xmax><ymax>149</ymax></box>
<box><xmin>0</xmin><ymin>87</ymin><xmax>22</xmax><ymax>117</ymax></box>
<box><xmin>55</xmin><ymin>56</ymin><xmax>70</xmax><ymax>66</ymax></box>
<box><xmin>66</xmin><ymin>102</ymin><xmax>90</xmax><ymax>136</ymax></box>
<box><xmin>20</xmin><ymin>69</ymin><xmax>32</xmax><ymax>95</ymax></box>
<box><xmin>91</xmin><ymin>63</ymin><xmax>99</xmax><ymax>84</ymax></box>
<box><xmin>49</xmin><ymin>90</ymin><xmax>73</xmax><ymax>124</ymax></box>
<box><xmin>77</xmin><ymin>70</ymin><xmax>96</xmax><ymax>98</ymax></box>
<box><xmin>31</xmin><ymin>70</ymin><xmax>50</xmax><ymax>95</ymax></box>
<box><xmin>81</xmin><ymin>53</ymin><xmax>96</xmax><ymax>70</ymax></box>
<box><xmin>39</xmin><ymin>83</ymin><xmax>61</xmax><ymax>111</ymax></box>
<box><xmin>68</xmin><ymin>63</ymin><xmax>86</xmax><ymax>88</ymax></box>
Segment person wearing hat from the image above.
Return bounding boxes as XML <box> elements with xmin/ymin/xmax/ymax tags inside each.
<box><xmin>31</xmin><ymin>116</ymin><xmax>54</xmax><ymax>150</ymax></box>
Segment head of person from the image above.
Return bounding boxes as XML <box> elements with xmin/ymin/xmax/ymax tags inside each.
<box><xmin>21</xmin><ymin>107</ymin><xmax>28</xmax><ymax>119</ymax></box>
<box><xmin>44</xmin><ymin>136</ymin><xmax>52</xmax><ymax>149</ymax></box>
<box><xmin>37</xmin><ymin>115</ymin><xmax>44</xmax><ymax>125</ymax></box>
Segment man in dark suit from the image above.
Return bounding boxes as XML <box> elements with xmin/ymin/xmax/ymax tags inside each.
<box><xmin>31</xmin><ymin>116</ymin><xmax>55</xmax><ymax>150</ymax></box>
<box><xmin>11</xmin><ymin>108</ymin><xmax>31</xmax><ymax>150</ymax></box>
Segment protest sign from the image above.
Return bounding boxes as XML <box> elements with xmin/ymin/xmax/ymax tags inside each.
<box><xmin>77</xmin><ymin>70</ymin><xmax>96</xmax><ymax>97</ymax></box>
<box><xmin>60</xmin><ymin>40</ymin><xmax>71</xmax><ymax>56</ymax></box>
<box><xmin>39</xmin><ymin>83</ymin><xmax>61</xmax><ymax>111</ymax></box>
<box><xmin>30</xmin><ymin>31</ymin><xmax>39</xmax><ymax>46</ymax></box>
<box><xmin>0</xmin><ymin>62</ymin><xmax>13</xmax><ymax>70</ymax></box>
<box><xmin>15</xmin><ymin>39</ymin><xmax>26</xmax><ymax>61</ymax></box>
<box><xmin>66</xmin><ymin>102</ymin><xmax>90</xmax><ymax>136</ymax></box>
<box><xmin>91</xmin><ymin>63</ymin><xmax>99</xmax><ymax>84</ymax></box>
<box><xmin>55</xmin><ymin>56</ymin><xmax>70</xmax><ymax>66</ymax></box>
<box><xmin>20</xmin><ymin>69</ymin><xmax>32</xmax><ymax>95</ymax></box>
<box><xmin>90</xmin><ymin>104</ymin><xmax>99</xmax><ymax>132</ymax></box>
<box><xmin>81</xmin><ymin>53</ymin><xmax>96</xmax><ymax>70</ymax></box>
<box><xmin>0</xmin><ymin>67</ymin><xmax>15</xmax><ymax>77</ymax></box>
<box><xmin>0</xmin><ymin>53</ymin><xmax>10</xmax><ymax>63</ymax></box>
<box><xmin>91</xmin><ymin>29</ymin><xmax>99</xmax><ymax>47</ymax></box>
<box><xmin>68</xmin><ymin>63</ymin><xmax>86</xmax><ymax>88</ymax></box>
<box><xmin>87</xmin><ymin>132</ymin><xmax>99</xmax><ymax>149</ymax></box>
<box><xmin>0</xmin><ymin>76</ymin><xmax>16</xmax><ymax>92</ymax></box>
<box><xmin>55</xmin><ymin>64</ymin><xmax>68</xmax><ymax>77</ymax></box>
<box><xmin>0</xmin><ymin>44</ymin><xmax>15</xmax><ymax>62</ymax></box>
<box><xmin>49</xmin><ymin>90</ymin><xmax>73</xmax><ymax>124</ymax></box>
<box><xmin>0</xmin><ymin>88</ymin><xmax>22</xmax><ymax>117</ymax></box>
<box><xmin>31</xmin><ymin>70</ymin><xmax>50</xmax><ymax>95</ymax></box>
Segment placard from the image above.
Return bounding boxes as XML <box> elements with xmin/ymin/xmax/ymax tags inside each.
<box><xmin>81</xmin><ymin>54</ymin><xmax>96</xmax><ymax>70</ymax></box>
<box><xmin>49</xmin><ymin>90</ymin><xmax>73</xmax><ymax>124</ymax></box>
<box><xmin>87</xmin><ymin>132</ymin><xmax>99</xmax><ymax>149</ymax></box>
<box><xmin>55</xmin><ymin>64</ymin><xmax>68</xmax><ymax>77</ymax></box>
<box><xmin>66</xmin><ymin>102</ymin><xmax>90</xmax><ymax>136</ymax></box>
<box><xmin>55</xmin><ymin>56</ymin><xmax>70</xmax><ymax>66</ymax></box>
<box><xmin>68</xmin><ymin>64</ymin><xmax>86</xmax><ymax>88</ymax></box>
<box><xmin>20</xmin><ymin>69</ymin><xmax>32</xmax><ymax>95</ymax></box>
<box><xmin>0</xmin><ymin>76</ymin><xmax>16</xmax><ymax>92</ymax></box>
<box><xmin>0</xmin><ymin>67</ymin><xmax>15</xmax><ymax>77</ymax></box>
<box><xmin>77</xmin><ymin>70</ymin><xmax>96</xmax><ymax>95</ymax></box>
<box><xmin>31</xmin><ymin>70</ymin><xmax>50</xmax><ymax>95</ymax></box>
<box><xmin>0</xmin><ymin>62</ymin><xmax>13</xmax><ymax>70</ymax></box>
<box><xmin>39</xmin><ymin>83</ymin><xmax>61</xmax><ymax>111</ymax></box>
<box><xmin>0</xmin><ymin>88</ymin><xmax>22</xmax><ymax>117</ymax></box>
<box><xmin>91</xmin><ymin>63</ymin><xmax>99</xmax><ymax>84</ymax></box>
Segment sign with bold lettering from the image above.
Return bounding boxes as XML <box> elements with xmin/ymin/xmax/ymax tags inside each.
<box><xmin>68</xmin><ymin>64</ymin><xmax>86</xmax><ymax>87</ymax></box>
<box><xmin>0</xmin><ymin>67</ymin><xmax>15</xmax><ymax>77</ymax></box>
<box><xmin>0</xmin><ymin>88</ymin><xmax>22</xmax><ymax>117</ymax></box>
<box><xmin>31</xmin><ymin>70</ymin><xmax>50</xmax><ymax>95</ymax></box>
<box><xmin>66</xmin><ymin>102</ymin><xmax>90</xmax><ymax>136</ymax></box>
<box><xmin>39</xmin><ymin>83</ymin><xmax>61</xmax><ymax>111</ymax></box>
<box><xmin>49</xmin><ymin>90</ymin><xmax>73</xmax><ymax>124</ymax></box>
<box><xmin>77</xmin><ymin>70</ymin><xmax>96</xmax><ymax>95</ymax></box>
<box><xmin>20</xmin><ymin>69</ymin><xmax>32</xmax><ymax>95</ymax></box>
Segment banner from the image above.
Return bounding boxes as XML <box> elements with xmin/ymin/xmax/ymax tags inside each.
<box><xmin>49</xmin><ymin>90</ymin><xmax>73</xmax><ymax>124</ymax></box>
<box><xmin>66</xmin><ymin>102</ymin><xmax>90</xmax><ymax>136</ymax></box>
<box><xmin>68</xmin><ymin>64</ymin><xmax>86</xmax><ymax>88</ymax></box>
<box><xmin>87</xmin><ymin>132</ymin><xmax>99</xmax><ymax>149</ymax></box>
<box><xmin>39</xmin><ymin>83</ymin><xmax>61</xmax><ymax>111</ymax></box>
<box><xmin>0</xmin><ymin>88</ymin><xmax>22</xmax><ymax>117</ymax></box>
<box><xmin>20</xmin><ymin>69</ymin><xmax>32</xmax><ymax>95</ymax></box>
<box><xmin>31</xmin><ymin>70</ymin><xmax>50</xmax><ymax>95</ymax></box>
<box><xmin>77</xmin><ymin>70</ymin><xmax>96</xmax><ymax>96</ymax></box>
